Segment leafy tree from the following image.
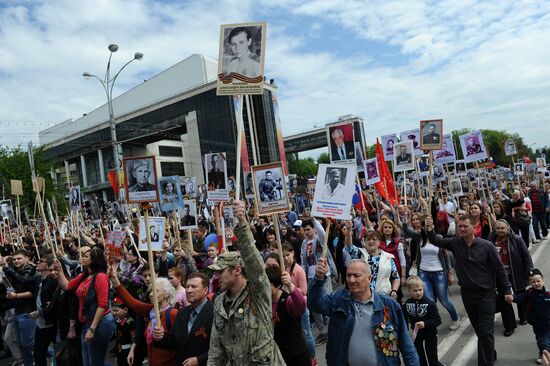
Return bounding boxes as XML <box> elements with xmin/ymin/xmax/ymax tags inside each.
<box><xmin>0</xmin><ymin>146</ymin><xmax>64</xmax><ymax>219</ymax></box>
<box><xmin>288</xmin><ymin>155</ymin><xmax>318</xmax><ymax>178</ymax></box>
<box><xmin>317</xmin><ymin>152</ymin><xmax>330</xmax><ymax>164</ymax></box>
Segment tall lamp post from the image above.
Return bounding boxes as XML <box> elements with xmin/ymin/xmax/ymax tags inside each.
<box><xmin>83</xmin><ymin>44</ymin><xmax>143</xmax><ymax>194</ymax></box>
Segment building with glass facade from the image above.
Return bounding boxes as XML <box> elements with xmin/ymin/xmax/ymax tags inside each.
<box><xmin>39</xmin><ymin>54</ymin><xmax>282</xmax><ymax>201</ymax></box>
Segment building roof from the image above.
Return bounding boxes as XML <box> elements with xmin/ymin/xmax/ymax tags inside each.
<box><xmin>39</xmin><ymin>54</ymin><xmax>218</xmax><ymax>147</ymax></box>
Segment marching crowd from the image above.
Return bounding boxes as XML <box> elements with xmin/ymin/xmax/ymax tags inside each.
<box><xmin>0</xmin><ymin>178</ymin><xmax>548</xmax><ymax>366</ymax></box>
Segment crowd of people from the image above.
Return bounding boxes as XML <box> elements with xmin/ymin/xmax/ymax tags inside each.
<box><xmin>0</xmin><ymin>176</ymin><xmax>548</xmax><ymax>366</ymax></box>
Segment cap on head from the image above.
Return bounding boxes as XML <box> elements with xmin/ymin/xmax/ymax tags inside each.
<box><xmin>529</xmin><ymin>268</ymin><xmax>543</xmax><ymax>278</ymax></box>
<box><xmin>133</xmin><ymin>159</ymin><xmax>150</xmax><ymax>171</ymax></box>
<box><xmin>293</xmin><ymin>219</ymin><xmax>303</xmax><ymax>228</ymax></box>
<box><xmin>208</xmin><ymin>251</ymin><xmax>242</xmax><ymax>271</ymax></box>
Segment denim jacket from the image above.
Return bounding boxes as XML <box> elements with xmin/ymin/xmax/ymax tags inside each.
<box><xmin>308</xmin><ymin>277</ymin><xmax>419</xmax><ymax>366</ymax></box>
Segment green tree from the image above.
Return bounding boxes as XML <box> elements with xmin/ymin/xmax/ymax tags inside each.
<box><xmin>0</xmin><ymin>146</ymin><xmax>64</xmax><ymax>219</ymax></box>
<box><xmin>288</xmin><ymin>156</ymin><xmax>318</xmax><ymax>178</ymax></box>
<box><xmin>317</xmin><ymin>152</ymin><xmax>330</xmax><ymax>164</ymax></box>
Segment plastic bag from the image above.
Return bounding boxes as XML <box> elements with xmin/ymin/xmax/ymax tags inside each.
<box><xmin>56</xmin><ymin>338</ymin><xmax>83</xmax><ymax>366</ymax></box>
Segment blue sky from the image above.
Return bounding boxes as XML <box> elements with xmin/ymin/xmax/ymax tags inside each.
<box><xmin>0</xmin><ymin>0</ymin><xmax>549</xmax><ymax>158</ymax></box>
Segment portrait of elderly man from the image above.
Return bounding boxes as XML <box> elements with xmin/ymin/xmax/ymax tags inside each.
<box><xmin>330</xmin><ymin>127</ymin><xmax>355</xmax><ymax>162</ymax></box>
<box><xmin>128</xmin><ymin>159</ymin><xmax>155</xmax><ymax>192</ymax></box>
<box><xmin>422</xmin><ymin>122</ymin><xmax>440</xmax><ymax>145</ymax></box>
<box><xmin>321</xmin><ymin>168</ymin><xmax>347</xmax><ymax>201</ymax></box>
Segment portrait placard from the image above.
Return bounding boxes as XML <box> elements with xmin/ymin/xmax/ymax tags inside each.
<box><xmin>159</xmin><ymin>176</ymin><xmax>183</xmax><ymax>212</ymax></box>
<box><xmin>251</xmin><ymin>161</ymin><xmax>290</xmax><ymax>215</ymax></box>
<box><xmin>0</xmin><ymin>200</ymin><xmax>17</xmax><ymax>227</ymax></box>
<box><xmin>454</xmin><ymin>160</ymin><xmax>467</xmax><ymax>176</ymax></box>
<box><xmin>449</xmin><ymin>178</ymin><xmax>463</xmax><ymax>198</ymax></box>
<box><xmin>70</xmin><ymin>186</ymin><xmax>81</xmax><ymax>212</ymax></box>
<box><xmin>204</xmin><ymin>152</ymin><xmax>229</xmax><ymax>202</ymax></box>
<box><xmin>381</xmin><ymin>134</ymin><xmax>397</xmax><ymax>161</ymax></box>
<box><xmin>105</xmin><ymin>231</ymin><xmax>127</xmax><ymax>259</ymax></box>
<box><xmin>536</xmin><ymin>158</ymin><xmax>547</xmax><ymax>169</ymax></box>
<box><xmin>459</xmin><ymin>131</ymin><xmax>487</xmax><ymax>163</ymax></box>
<box><xmin>354</xmin><ymin>142</ymin><xmax>364</xmax><ymax>172</ymax></box>
<box><xmin>10</xmin><ymin>180</ymin><xmax>23</xmax><ymax>196</ymax></box>
<box><xmin>363</xmin><ymin>158</ymin><xmax>380</xmax><ymax>185</ymax></box>
<box><xmin>179</xmin><ymin>199</ymin><xmax>198</xmax><ymax>230</ymax></box>
<box><xmin>434</xmin><ymin>134</ymin><xmax>457</xmax><ymax>164</ymax></box>
<box><xmin>417</xmin><ymin>154</ymin><xmax>431</xmax><ymax>177</ymax></box>
<box><xmin>504</xmin><ymin>139</ymin><xmax>517</xmax><ymax>156</ymax></box>
<box><xmin>400</xmin><ymin>129</ymin><xmax>422</xmax><ymax>156</ymax></box>
<box><xmin>327</xmin><ymin>122</ymin><xmax>356</xmax><ymax>164</ymax></box>
<box><xmin>110</xmin><ymin>201</ymin><xmax>127</xmax><ymax>225</ymax></box>
<box><xmin>393</xmin><ymin>140</ymin><xmax>415</xmax><ymax>172</ymax></box>
<box><xmin>217</xmin><ymin>22</ymin><xmax>267</xmax><ymax>96</ymax></box>
<box><xmin>514</xmin><ymin>163</ymin><xmax>524</xmax><ymax>176</ymax></box>
<box><xmin>179</xmin><ymin>176</ymin><xmax>197</xmax><ymax>198</ymax></box>
<box><xmin>244</xmin><ymin>172</ymin><xmax>255</xmax><ymax>198</ymax></box>
<box><xmin>123</xmin><ymin>156</ymin><xmax>159</xmax><ymax>203</ymax></box>
<box><xmin>420</xmin><ymin>119</ymin><xmax>443</xmax><ymax>150</ymax></box>
<box><xmin>311</xmin><ymin>164</ymin><xmax>356</xmax><ymax>220</ymax></box>
<box><xmin>139</xmin><ymin>217</ymin><xmax>165</xmax><ymax>251</ymax></box>
<box><xmin>223</xmin><ymin>206</ymin><xmax>234</xmax><ymax>227</ymax></box>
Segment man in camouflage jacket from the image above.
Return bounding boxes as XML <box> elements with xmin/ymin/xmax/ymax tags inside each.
<box><xmin>207</xmin><ymin>200</ymin><xmax>286</xmax><ymax>365</ymax></box>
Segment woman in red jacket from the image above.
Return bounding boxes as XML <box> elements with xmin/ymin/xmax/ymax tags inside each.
<box><xmin>55</xmin><ymin>247</ymin><xmax>115</xmax><ymax>366</ymax></box>
<box><xmin>110</xmin><ymin>265</ymin><xmax>178</xmax><ymax>366</ymax></box>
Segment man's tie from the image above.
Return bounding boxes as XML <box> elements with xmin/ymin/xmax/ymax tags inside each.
<box><xmin>188</xmin><ymin>309</ymin><xmax>198</xmax><ymax>334</ymax></box>
<box><xmin>339</xmin><ymin>146</ymin><xmax>345</xmax><ymax>160</ymax></box>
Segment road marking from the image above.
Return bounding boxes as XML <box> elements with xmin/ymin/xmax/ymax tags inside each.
<box><xmin>438</xmin><ymin>316</ymin><xmax>471</xmax><ymax>358</ymax></box>
<box><xmin>449</xmin><ymin>238</ymin><xmax>549</xmax><ymax>365</ymax></box>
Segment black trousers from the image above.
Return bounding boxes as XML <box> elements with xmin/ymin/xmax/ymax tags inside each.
<box><xmin>497</xmin><ymin>292</ymin><xmax>517</xmax><ymax>332</ymax></box>
<box><xmin>414</xmin><ymin>332</ymin><xmax>442</xmax><ymax>366</ymax></box>
<box><xmin>34</xmin><ymin>326</ymin><xmax>57</xmax><ymax>366</ymax></box>
<box><xmin>461</xmin><ymin>288</ymin><xmax>496</xmax><ymax>366</ymax></box>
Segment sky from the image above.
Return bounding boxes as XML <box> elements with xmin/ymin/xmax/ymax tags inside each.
<box><xmin>1</xmin><ymin>0</ymin><xmax>549</xmax><ymax>158</ymax></box>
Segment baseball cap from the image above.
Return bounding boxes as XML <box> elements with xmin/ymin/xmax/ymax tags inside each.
<box><xmin>528</xmin><ymin>268</ymin><xmax>543</xmax><ymax>278</ymax></box>
<box><xmin>293</xmin><ymin>219</ymin><xmax>303</xmax><ymax>228</ymax></box>
<box><xmin>208</xmin><ymin>251</ymin><xmax>243</xmax><ymax>271</ymax></box>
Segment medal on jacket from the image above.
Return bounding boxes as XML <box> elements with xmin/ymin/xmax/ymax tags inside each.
<box><xmin>373</xmin><ymin>307</ymin><xmax>398</xmax><ymax>357</ymax></box>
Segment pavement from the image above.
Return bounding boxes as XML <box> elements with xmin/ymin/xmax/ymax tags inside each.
<box><xmin>0</xmin><ymin>237</ymin><xmax>548</xmax><ymax>366</ymax></box>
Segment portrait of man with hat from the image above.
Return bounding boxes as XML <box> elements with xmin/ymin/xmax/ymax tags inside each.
<box><xmin>128</xmin><ymin>158</ymin><xmax>155</xmax><ymax>193</ymax></box>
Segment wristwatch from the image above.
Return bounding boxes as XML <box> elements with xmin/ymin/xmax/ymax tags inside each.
<box><xmin>89</xmin><ymin>327</ymin><xmax>96</xmax><ymax>333</ymax></box>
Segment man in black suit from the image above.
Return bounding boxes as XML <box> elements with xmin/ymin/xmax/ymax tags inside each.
<box><xmin>153</xmin><ymin>272</ymin><xmax>213</xmax><ymax>366</ymax></box>
<box><xmin>330</xmin><ymin>127</ymin><xmax>355</xmax><ymax>161</ymax></box>
<box><xmin>422</xmin><ymin>123</ymin><xmax>440</xmax><ymax>145</ymax></box>
<box><xmin>208</xmin><ymin>154</ymin><xmax>226</xmax><ymax>189</ymax></box>
<box><xmin>180</xmin><ymin>204</ymin><xmax>196</xmax><ymax>227</ymax></box>
<box><xmin>395</xmin><ymin>144</ymin><xmax>412</xmax><ymax>165</ymax></box>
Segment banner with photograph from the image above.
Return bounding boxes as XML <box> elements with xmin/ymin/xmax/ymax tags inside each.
<box><xmin>179</xmin><ymin>199</ymin><xmax>198</xmax><ymax>230</ymax></box>
<box><xmin>449</xmin><ymin>178</ymin><xmax>463</xmax><ymax>198</ymax></box>
<box><xmin>400</xmin><ymin>129</ymin><xmax>422</xmax><ymax>156</ymax></box>
<box><xmin>105</xmin><ymin>231</ymin><xmax>127</xmax><ymax>259</ymax></box>
<box><xmin>394</xmin><ymin>140</ymin><xmax>415</xmax><ymax>172</ymax></box>
<box><xmin>217</xmin><ymin>22</ymin><xmax>267</xmax><ymax>96</ymax></box>
<box><xmin>454</xmin><ymin>160</ymin><xmax>467</xmax><ymax>176</ymax></box>
<box><xmin>327</xmin><ymin>122</ymin><xmax>356</xmax><ymax>164</ymax></box>
<box><xmin>514</xmin><ymin>163</ymin><xmax>525</xmax><ymax>176</ymax></box>
<box><xmin>417</xmin><ymin>155</ymin><xmax>431</xmax><ymax>177</ymax></box>
<box><xmin>311</xmin><ymin>164</ymin><xmax>356</xmax><ymax>220</ymax></box>
<box><xmin>159</xmin><ymin>176</ymin><xmax>183</xmax><ymax>212</ymax></box>
<box><xmin>504</xmin><ymin>139</ymin><xmax>517</xmax><ymax>156</ymax></box>
<box><xmin>0</xmin><ymin>200</ymin><xmax>17</xmax><ymax>227</ymax></box>
<box><xmin>381</xmin><ymin>134</ymin><xmax>397</xmax><ymax>161</ymax></box>
<box><xmin>363</xmin><ymin>158</ymin><xmax>380</xmax><ymax>185</ymax></box>
<box><xmin>434</xmin><ymin>134</ymin><xmax>457</xmax><ymax>164</ymax></box>
<box><xmin>123</xmin><ymin>156</ymin><xmax>159</xmax><ymax>203</ymax></box>
<box><xmin>139</xmin><ymin>217</ymin><xmax>165</xmax><ymax>251</ymax></box>
<box><xmin>420</xmin><ymin>119</ymin><xmax>443</xmax><ymax>150</ymax></box>
<box><xmin>204</xmin><ymin>152</ymin><xmax>229</xmax><ymax>202</ymax></box>
<box><xmin>459</xmin><ymin>130</ymin><xmax>487</xmax><ymax>163</ymax></box>
<box><xmin>180</xmin><ymin>176</ymin><xmax>196</xmax><ymax>198</ymax></box>
<box><xmin>251</xmin><ymin>162</ymin><xmax>290</xmax><ymax>215</ymax></box>
<box><xmin>70</xmin><ymin>186</ymin><xmax>81</xmax><ymax>211</ymax></box>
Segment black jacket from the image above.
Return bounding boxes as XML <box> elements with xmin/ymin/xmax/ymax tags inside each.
<box><xmin>487</xmin><ymin>232</ymin><xmax>533</xmax><ymax>291</ymax></box>
<box><xmin>514</xmin><ymin>287</ymin><xmax>550</xmax><ymax>332</ymax></box>
<box><xmin>5</xmin><ymin>264</ymin><xmax>38</xmax><ymax>314</ymax></box>
<box><xmin>403</xmin><ymin>297</ymin><xmax>442</xmax><ymax>337</ymax></box>
<box><xmin>154</xmin><ymin>300</ymin><xmax>214</xmax><ymax>366</ymax></box>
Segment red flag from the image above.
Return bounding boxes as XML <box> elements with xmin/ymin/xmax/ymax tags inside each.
<box><xmin>374</xmin><ymin>138</ymin><xmax>400</xmax><ymax>205</ymax></box>
<box><xmin>107</xmin><ymin>170</ymin><xmax>120</xmax><ymax>195</ymax></box>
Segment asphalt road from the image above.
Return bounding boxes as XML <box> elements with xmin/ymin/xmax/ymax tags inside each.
<box><xmin>1</xmin><ymin>237</ymin><xmax>548</xmax><ymax>366</ymax></box>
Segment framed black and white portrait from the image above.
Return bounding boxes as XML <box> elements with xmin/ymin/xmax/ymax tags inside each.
<box><xmin>420</xmin><ymin>119</ymin><xmax>443</xmax><ymax>150</ymax></box>
<box><xmin>251</xmin><ymin>161</ymin><xmax>290</xmax><ymax>215</ymax></box>
<box><xmin>204</xmin><ymin>152</ymin><xmax>229</xmax><ymax>202</ymax></box>
<box><xmin>123</xmin><ymin>156</ymin><xmax>159</xmax><ymax>203</ymax></box>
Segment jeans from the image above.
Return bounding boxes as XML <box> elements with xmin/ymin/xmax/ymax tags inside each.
<box><xmin>534</xmin><ymin>327</ymin><xmax>550</xmax><ymax>354</ymax></box>
<box><xmin>81</xmin><ymin>312</ymin><xmax>115</xmax><ymax>366</ymax></box>
<box><xmin>461</xmin><ymin>288</ymin><xmax>496</xmax><ymax>366</ymax></box>
<box><xmin>34</xmin><ymin>326</ymin><xmax>57</xmax><ymax>366</ymax></box>
<box><xmin>532</xmin><ymin>212</ymin><xmax>549</xmax><ymax>240</ymax></box>
<box><xmin>300</xmin><ymin>308</ymin><xmax>316</xmax><ymax>358</ymax></box>
<box><xmin>311</xmin><ymin>277</ymin><xmax>332</xmax><ymax>335</ymax></box>
<box><xmin>419</xmin><ymin>270</ymin><xmax>459</xmax><ymax>321</ymax></box>
<box><xmin>14</xmin><ymin>313</ymin><xmax>35</xmax><ymax>366</ymax></box>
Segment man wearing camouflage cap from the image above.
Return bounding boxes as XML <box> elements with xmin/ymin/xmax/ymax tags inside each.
<box><xmin>207</xmin><ymin>200</ymin><xmax>286</xmax><ymax>365</ymax></box>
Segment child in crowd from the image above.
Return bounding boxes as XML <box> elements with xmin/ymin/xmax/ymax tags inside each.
<box><xmin>403</xmin><ymin>276</ymin><xmax>445</xmax><ymax>366</ymax></box>
<box><xmin>111</xmin><ymin>298</ymin><xmax>136</xmax><ymax>366</ymax></box>
<box><xmin>513</xmin><ymin>268</ymin><xmax>550</xmax><ymax>364</ymax></box>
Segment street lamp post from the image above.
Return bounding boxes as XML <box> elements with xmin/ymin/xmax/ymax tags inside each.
<box><xmin>83</xmin><ymin>44</ymin><xmax>143</xmax><ymax>192</ymax></box>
